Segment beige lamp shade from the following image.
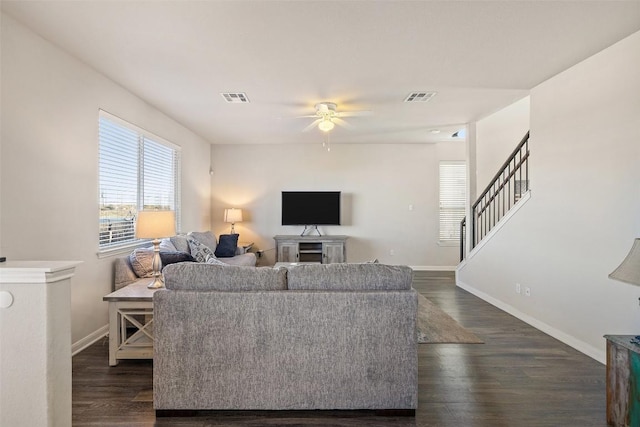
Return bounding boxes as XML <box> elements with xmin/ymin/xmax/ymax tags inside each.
<box><xmin>609</xmin><ymin>239</ymin><xmax>640</xmax><ymax>286</ymax></box>
<box><xmin>224</xmin><ymin>208</ymin><xmax>243</xmax><ymax>224</ymax></box>
<box><xmin>136</xmin><ymin>210</ymin><xmax>176</xmax><ymax>239</ymax></box>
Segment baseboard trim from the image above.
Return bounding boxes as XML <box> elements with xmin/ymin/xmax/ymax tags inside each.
<box><xmin>456</xmin><ymin>279</ymin><xmax>605</xmax><ymax>364</ymax></box>
<box><xmin>72</xmin><ymin>325</ymin><xmax>108</xmax><ymax>356</ymax></box>
<box><xmin>409</xmin><ymin>265</ymin><xmax>457</xmax><ymax>271</ymax></box>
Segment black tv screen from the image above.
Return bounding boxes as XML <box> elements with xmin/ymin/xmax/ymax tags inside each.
<box><xmin>282</xmin><ymin>191</ymin><xmax>341</xmax><ymax>225</ymax></box>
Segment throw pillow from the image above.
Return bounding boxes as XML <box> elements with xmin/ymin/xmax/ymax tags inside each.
<box><xmin>215</xmin><ymin>234</ymin><xmax>239</xmax><ymax>258</ymax></box>
<box><xmin>187</xmin><ymin>236</ymin><xmax>217</xmax><ymax>263</ymax></box>
<box><xmin>129</xmin><ymin>247</ymin><xmax>155</xmax><ymax>278</ymax></box>
<box><xmin>188</xmin><ymin>231</ymin><xmax>217</xmax><ymax>254</ymax></box>
<box><xmin>205</xmin><ymin>256</ymin><xmax>227</xmax><ymax>266</ymax></box>
<box><xmin>159</xmin><ymin>251</ymin><xmax>196</xmax><ymax>269</ymax></box>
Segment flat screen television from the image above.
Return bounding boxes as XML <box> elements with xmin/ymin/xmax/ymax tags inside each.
<box><xmin>281</xmin><ymin>191</ymin><xmax>341</xmax><ymax>225</ymax></box>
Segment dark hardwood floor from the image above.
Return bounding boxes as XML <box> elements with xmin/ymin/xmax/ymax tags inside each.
<box><xmin>72</xmin><ymin>271</ymin><xmax>607</xmax><ymax>426</ymax></box>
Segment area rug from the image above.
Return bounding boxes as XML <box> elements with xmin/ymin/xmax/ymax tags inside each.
<box><xmin>416</xmin><ymin>292</ymin><xmax>483</xmax><ymax>344</ymax></box>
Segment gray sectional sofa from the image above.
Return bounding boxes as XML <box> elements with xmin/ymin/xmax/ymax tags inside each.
<box><xmin>113</xmin><ymin>231</ymin><xmax>256</xmax><ymax>290</ymax></box>
<box><xmin>153</xmin><ymin>262</ymin><xmax>418</xmax><ymax>413</ymax></box>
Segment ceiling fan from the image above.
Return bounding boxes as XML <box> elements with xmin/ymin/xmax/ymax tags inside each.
<box><xmin>299</xmin><ymin>102</ymin><xmax>371</xmax><ymax>133</ymax></box>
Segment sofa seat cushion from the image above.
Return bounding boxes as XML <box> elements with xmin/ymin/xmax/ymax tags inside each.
<box><xmin>219</xmin><ymin>252</ymin><xmax>257</xmax><ymax>267</ymax></box>
<box><xmin>163</xmin><ymin>263</ymin><xmax>287</xmax><ymax>291</ymax></box>
<box><xmin>287</xmin><ymin>263</ymin><xmax>413</xmax><ymax>291</ymax></box>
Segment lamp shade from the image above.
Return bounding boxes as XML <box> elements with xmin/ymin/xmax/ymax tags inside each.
<box><xmin>609</xmin><ymin>239</ymin><xmax>640</xmax><ymax>286</ymax></box>
<box><xmin>136</xmin><ymin>210</ymin><xmax>176</xmax><ymax>239</ymax></box>
<box><xmin>224</xmin><ymin>208</ymin><xmax>243</xmax><ymax>224</ymax></box>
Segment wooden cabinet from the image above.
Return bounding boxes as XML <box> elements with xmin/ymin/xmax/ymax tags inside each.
<box><xmin>274</xmin><ymin>235</ymin><xmax>348</xmax><ymax>264</ymax></box>
<box><xmin>277</xmin><ymin>242</ymin><xmax>299</xmax><ymax>263</ymax></box>
<box><xmin>605</xmin><ymin>335</ymin><xmax>640</xmax><ymax>426</ymax></box>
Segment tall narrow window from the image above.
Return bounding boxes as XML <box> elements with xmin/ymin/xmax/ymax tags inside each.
<box><xmin>98</xmin><ymin>111</ymin><xmax>180</xmax><ymax>251</ymax></box>
<box><xmin>439</xmin><ymin>161</ymin><xmax>466</xmax><ymax>243</ymax></box>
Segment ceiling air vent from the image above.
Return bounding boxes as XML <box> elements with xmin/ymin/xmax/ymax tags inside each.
<box><xmin>404</xmin><ymin>91</ymin><xmax>437</xmax><ymax>103</ymax></box>
<box><xmin>221</xmin><ymin>92</ymin><xmax>250</xmax><ymax>103</ymax></box>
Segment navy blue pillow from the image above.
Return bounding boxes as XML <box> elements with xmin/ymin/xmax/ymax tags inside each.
<box><xmin>215</xmin><ymin>234</ymin><xmax>239</xmax><ymax>258</ymax></box>
<box><xmin>160</xmin><ymin>251</ymin><xmax>196</xmax><ymax>270</ymax></box>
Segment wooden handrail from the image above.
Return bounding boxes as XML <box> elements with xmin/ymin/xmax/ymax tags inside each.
<box><xmin>473</xmin><ymin>131</ymin><xmax>530</xmax><ymax>209</ymax></box>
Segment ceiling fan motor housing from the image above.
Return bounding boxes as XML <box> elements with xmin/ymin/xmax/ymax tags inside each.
<box><xmin>315</xmin><ymin>102</ymin><xmax>337</xmax><ymax>117</ymax></box>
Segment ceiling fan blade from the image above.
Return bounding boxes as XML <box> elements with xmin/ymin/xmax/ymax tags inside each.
<box><xmin>295</xmin><ymin>114</ymin><xmax>320</xmax><ymax>119</ymax></box>
<box><xmin>333</xmin><ymin>117</ymin><xmax>353</xmax><ymax>129</ymax></box>
<box><xmin>302</xmin><ymin>119</ymin><xmax>322</xmax><ymax>132</ymax></box>
<box><xmin>337</xmin><ymin>110</ymin><xmax>373</xmax><ymax>118</ymax></box>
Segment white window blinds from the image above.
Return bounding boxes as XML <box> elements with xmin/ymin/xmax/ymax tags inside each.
<box><xmin>98</xmin><ymin>111</ymin><xmax>180</xmax><ymax>250</ymax></box>
<box><xmin>439</xmin><ymin>161</ymin><xmax>466</xmax><ymax>242</ymax></box>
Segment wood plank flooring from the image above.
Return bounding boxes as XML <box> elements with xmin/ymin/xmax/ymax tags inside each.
<box><xmin>72</xmin><ymin>271</ymin><xmax>607</xmax><ymax>426</ymax></box>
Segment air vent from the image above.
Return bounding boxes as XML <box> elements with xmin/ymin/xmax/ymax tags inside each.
<box><xmin>404</xmin><ymin>91</ymin><xmax>437</xmax><ymax>103</ymax></box>
<box><xmin>221</xmin><ymin>92</ymin><xmax>250</xmax><ymax>103</ymax></box>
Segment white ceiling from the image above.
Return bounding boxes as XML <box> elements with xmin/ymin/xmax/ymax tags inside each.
<box><xmin>3</xmin><ymin>1</ymin><xmax>640</xmax><ymax>145</ymax></box>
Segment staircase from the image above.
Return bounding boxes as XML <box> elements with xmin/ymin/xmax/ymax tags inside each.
<box><xmin>461</xmin><ymin>131</ymin><xmax>530</xmax><ymax>260</ymax></box>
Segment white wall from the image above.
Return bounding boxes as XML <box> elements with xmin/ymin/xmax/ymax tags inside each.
<box><xmin>210</xmin><ymin>141</ymin><xmax>466</xmax><ymax>268</ymax></box>
<box><xmin>458</xmin><ymin>30</ymin><xmax>640</xmax><ymax>363</ymax></box>
<box><xmin>476</xmin><ymin>97</ymin><xmax>530</xmax><ymax>194</ymax></box>
<box><xmin>0</xmin><ymin>13</ymin><xmax>212</xmax><ymax>344</ymax></box>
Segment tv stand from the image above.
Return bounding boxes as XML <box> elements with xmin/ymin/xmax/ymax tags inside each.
<box><xmin>300</xmin><ymin>225</ymin><xmax>322</xmax><ymax>236</ymax></box>
<box><xmin>274</xmin><ymin>235</ymin><xmax>348</xmax><ymax>264</ymax></box>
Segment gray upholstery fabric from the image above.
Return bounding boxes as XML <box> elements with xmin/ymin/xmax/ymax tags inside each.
<box><xmin>163</xmin><ymin>263</ymin><xmax>286</xmax><ymax>291</ymax></box>
<box><xmin>188</xmin><ymin>231</ymin><xmax>217</xmax><ymax>253</ymax></box>
<box><xmin>220</xmin><ymin>252</ymin><xmax>257</xmax><ymax>266</ymax></box>
<box><xmin>113</xmin><ymin>251</ymin><xmax>257</xmax><ymax>289</ymax></box>
<box><xmin>287</xmin><ymin>263</ymin><xmax>413</xmax><ymax>291</ymax></box>
<box><xmin>153</xmin><ymin>289</ymin><xmax>418</xmax><ymax>410</ymax></box>
<box><xmin>170</xmin><ymin>235</ymin><xmax>190</xmax><ymax>253</ymax></box>
<box><xmin>159</xmin><ymin>238</ymin><xmax>177</xmax><ymax>252</ymax></box>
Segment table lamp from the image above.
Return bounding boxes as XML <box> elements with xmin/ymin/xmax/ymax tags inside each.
<box><xmin>136</xmin><ymin>210</ymin><xmax>176</xmax><ymax>289</ymax></box>
<box><xmin>609</xmin><ymin>239</ymin><xmax>640</xmax><ymax>286</ymax></box>
<box><xmin>224</xmin><ymin>208</ymin><xmax>243</xmax><ymax>234</ymax></box>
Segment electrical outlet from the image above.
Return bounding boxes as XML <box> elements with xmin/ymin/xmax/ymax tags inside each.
<box><xmin>390</xmin><ymin>249</ymin><xmax>395</xmax><ymax>256</ymax></box>
<box><xmin>516</xmin><ymin>283</ymin><xmax>521</xmax><ymax>294</ymax></box>
<box><xmin>525</xmin><ymin>287</ymin><xmax>531</xmax><ymax>297</ymax></box>
<box><xmin>408</xmin><ymin>204</ymin><xmax>414</xmax><ymax>211</ymax></box>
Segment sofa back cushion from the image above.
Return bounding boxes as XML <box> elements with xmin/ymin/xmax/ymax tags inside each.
<box><xmin>287</xmin><ymin>263</ymin><xmax>413</xmax><ymax>291</ymax></box>
<box><xmin>163</xmin><ymin>263</ymin><xmax>287</xmax><ymax>291</ymax></box>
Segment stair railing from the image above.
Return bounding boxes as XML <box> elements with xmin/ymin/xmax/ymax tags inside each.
<box><xmin>460</xmin><ymin>131</ymin><xmax>530</xmax><ymax>259</ymax></box>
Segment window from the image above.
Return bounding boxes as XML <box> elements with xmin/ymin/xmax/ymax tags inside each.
<box><xmin>439</xmin><ymin>161</ymin><xmax>466</xmax><ymax>243</ymax></box>
<box><xmin>98</xmin><ymin>111</ymin><xmax>180</xmax><ymax>251</ymax></box>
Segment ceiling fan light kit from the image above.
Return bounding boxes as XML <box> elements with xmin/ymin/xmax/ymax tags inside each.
<box><xmin>318</xmin><ymin>119</ymin><xmax>335</xmax><ymax>132</ymax></box>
